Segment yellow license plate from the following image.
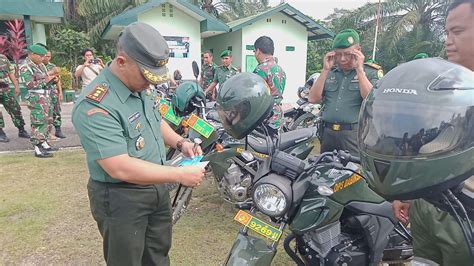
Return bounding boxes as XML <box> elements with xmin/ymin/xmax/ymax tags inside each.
<box><xmin>234</xmin><ymin>210</ymin><xmax>282</xmax><ymax>241</ymax></box>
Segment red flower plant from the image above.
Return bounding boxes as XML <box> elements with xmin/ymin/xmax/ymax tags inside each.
<box><xmin>4</xmin><ymin>19</ymin><xmax>27</xmax><ymax>76</ymax></box>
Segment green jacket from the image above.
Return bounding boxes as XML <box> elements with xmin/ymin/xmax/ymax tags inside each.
<box><xmin>321</xmin><ymin>64</ymin><xmax>381</xmax><ymax>124</ymax></box>
<box><xmin>72</xmin><ymin>67</ymin><xmax>166</xmax><ymax>183</ymax></box>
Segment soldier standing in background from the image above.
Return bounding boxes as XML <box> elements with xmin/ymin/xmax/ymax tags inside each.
<box><xmin>40</xmin><ymin>45</ymin><xmax>66</xmax><ymax>139</ymax></box>
<box><xmin>204</xmin><ymin>50</ymin><xmax>238</xmax><ymax>100</ymax></box>
<box><xmin>253</xmin><ymin>36</ymin><xmax>286</xmax><ymax>132</ymax></box>
<box><xmin>199</xmin><ymin>50</ymin><xmax>217</xmax><ymax>100</ymax></box>
<box><xmin>0</xmin><ymin>52</ymin><xmax>30</xmax><ymax>142</ymax></box>
<box><xmin>20</xmin><ymin>44</ymin><xmax>58</xmax><ymax>157</ymax></box>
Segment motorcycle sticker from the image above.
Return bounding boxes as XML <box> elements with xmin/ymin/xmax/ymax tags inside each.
<box><xmin>234</xmin><ymin>210</ymin><xmax>282</xmax><ymax>241</ymax></box>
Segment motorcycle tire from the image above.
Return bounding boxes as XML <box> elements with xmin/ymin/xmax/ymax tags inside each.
<box><xmin>289</xmin><ymin>113</ymin><xmax>317</xmax><ymax>131</ymax></box>
<box><xmin>171</xmin><ymin>186</ymin><xmax>193</xmax><ymax>225</ymax></box>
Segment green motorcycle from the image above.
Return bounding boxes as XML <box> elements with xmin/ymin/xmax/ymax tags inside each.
<box><xmin>224</xmin><ymin>150</ymin><xmax>413</xmax><ymax>265</ymax></box>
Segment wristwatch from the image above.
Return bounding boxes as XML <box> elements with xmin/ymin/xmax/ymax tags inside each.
<box><xmin>176</xmin><ymin>138</ymin><xmax>191</xmax><ymax>152</ymax></box>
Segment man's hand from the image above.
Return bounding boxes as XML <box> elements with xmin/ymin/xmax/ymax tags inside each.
<box><xmin>178</xmin><ymin>165</ymin><xmax>205</xmax><ymax>187</ymax></box>
<box><xmin>392</xmin><ymin>200</ymin><xmax>411</xmax><ymax>225</ymax></box>
<box><xmin>180</xmin><ymin>141</ymin><xmax>203</xmax><ymax>157</ymax></box>
<box><xmin>58</xmin><ymin>92</ymin><xmax>63</xmax><ymax>101</ymax></box>
<box><xmin>323</xmin><ymin>51</ymin><xmax>336</xmax><ymax>71</ymax></box>
<box><xmin>14</xmin><ymin>86</ymin><xmax>20</xmax><ymax>96</ymax></box>
<box><xmin>351</xmin><ymin>50</ymin><xmax>365</xmax><ymax>72</ymax></box>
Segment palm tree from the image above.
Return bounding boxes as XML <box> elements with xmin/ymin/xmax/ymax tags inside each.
<box><xmin>193</xmin><ymin>0</ymin><xmax>270</xmax><ymax>22</ymax></box>
<box><xmin>338</xmin><ymin>0</ymin><xmax>449</xmax><ymax>67</ymax></box>
<box><xmin>64</xmin><ymin>0</ymin><xmax>148</xmax><ymax>43</ymax></box>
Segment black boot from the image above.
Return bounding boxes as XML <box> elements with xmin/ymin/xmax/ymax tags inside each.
<box><xmin>55</xmin><ymin>126</ymin><xmax>66</xmax><ymax>138</ymax></box>
<box><xmin>18</xmin><ymin>127</ymin><xmax>30</xmax><ymax>138</ymax></box>
<box><xmin>34</xmin><ymin>144</ymin><xmax>53</xmax><ymax>158</ymax></box>
<box><xmin>0</xmin><ymin>128</ymin><xmax>10</xmax><ymax>142</ymax></box>
<box><xmin>42</xmin><ymin>141</ymin><xmax>59</xmax><ymax>152</ymax></box>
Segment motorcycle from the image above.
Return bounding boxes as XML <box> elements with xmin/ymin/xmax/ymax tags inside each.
<box><xmin>224</xmin><ymin>149</ymin><xmax>413</xmax><ymax>265</ymax></box>
<box><xmin>170</xmin><ymin>119</ymin><xmax>320</xmax><ymax>224</ymax></box>
<box><xmin>283</xmin><ymin>73</ymin><xmax>321</xmax><ymax>132</ymax></box>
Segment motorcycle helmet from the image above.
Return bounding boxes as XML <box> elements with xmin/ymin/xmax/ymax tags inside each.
<box><xmin>358</xmin><ymin>58</ymin><xmax>474</xmax><ymax>201</ymax></box>
<box><xmin>171</xmin><ymin>81</ymin><xmax>205</xmax><ymax>116</ymax></box>
<box><xmin>216</xmin><ymin>72</ymin><xmax>273</xmax><ymax>139</ymax></box>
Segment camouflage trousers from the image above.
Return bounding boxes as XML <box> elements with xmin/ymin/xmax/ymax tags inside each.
<box><xmin>0</xmin><ymin>87</ymin><xmax>26</xmax><ymax>129</ymax></box>
<box><xmin>50</xmin><ymin>92</ymin><xmax>62</xmax><ymax>127</ymax></box>
<box><xmin>267</xmin><ymin>103</ymin><xmax>283</xmax><ymax>131</ymax></box>
<box><xmin>26</xmin><ymin>92</ymin><xmax>52</xmax><ymax>145</ymax></box>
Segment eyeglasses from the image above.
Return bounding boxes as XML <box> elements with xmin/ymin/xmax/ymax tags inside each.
<box><xmin>335</xmin><ymin>52</ymin><xmax>354</xmax><ymax>59</ymax></box>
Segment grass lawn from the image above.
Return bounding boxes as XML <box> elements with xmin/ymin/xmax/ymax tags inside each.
<box><xmin>0</xmin><ymin>150</ymin><xmax>293</xmax><ymax>265</ymax></box>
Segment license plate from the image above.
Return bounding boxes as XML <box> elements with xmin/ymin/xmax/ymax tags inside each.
<box><xmin>159</xmin><ymin>100</ymin><xmax>183</xmax><ymax>126</ymax></box>
<box><xmin>186</xmin><ymin>114</ymin><xmax>214</xmax><ymax>138</ymax></box>
<box><xmin>234</xmin><ymin>210</ymin><xmax>282</xmax><ymax>241</ymax></box>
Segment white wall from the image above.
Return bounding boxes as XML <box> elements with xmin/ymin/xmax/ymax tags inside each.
<box><xmin>32</xmin><ymin>23</ymin><xmax>46</xmax><ymax>45</ymax></box>
<box><xmin>202</xmin><ymin>29</ymin><xmax>242</xmax><ymax>69</ymax></box>
<box><xmin>139</xmin><ymin>3</ymin><xmax>201</xmax><ymax>80</ymax></box>
<box><xmin>242</xmin><ymin>12</ymin><xmax>308</xmax><ymax>104</ymax></box>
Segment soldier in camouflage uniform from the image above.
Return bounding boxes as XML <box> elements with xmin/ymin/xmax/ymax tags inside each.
<box><xmin>20</xmin><ymin>44</ymin><xmax>58</xmax><ymax>157</ymax></box>
<box><xmin>0</xmin><ymin>53</ymin><xmax>30</xmax><ymax>142</ymax></box>
<box><xmin>204</xmin><ymin>50</ymin><xmax>238</xmax><ymax>100</ymax></box>
<box><xmin>253</xmin><ymin>36</ymin><xmax>286</xmax><ymax>132</ymax></box>
<box><xmin>200</xmin><ymin>50</ymin><xmax>217</xmax><ymax>100</ymax></box>
<box><xmin>41</xmin><ymin>47</ymin><xmax>66</xmax><ymax>138</ymax></box>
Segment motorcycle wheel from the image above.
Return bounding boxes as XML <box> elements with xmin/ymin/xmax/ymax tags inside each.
<box><xmin>289</xmin><ymin>113</ymin><xmax>317</xmax><ymax>131</ymax></box>
<box><xmin>170</xmin><ymin>186</ymin><xmax>193</xmax><ymax>225</ymax></box>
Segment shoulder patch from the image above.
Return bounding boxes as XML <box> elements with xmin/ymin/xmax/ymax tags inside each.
<box><xmin>86</xmin><ymin>83</ymin><xmax>109</xmax><ymax>103</ymax></box>
<box><xmin>365</xmin><ymin>62</ymin><xmax>382</xmax><ymax>70</ymax></box>
<box><xmin>87</xmin><ymin>107</ymin><xmax>109</xmax><ymax>116</ymax></box>
<box><xmin>377</xmin><ymin>69</ymin><xmax>384</xmax><ymax>78</ymax></box>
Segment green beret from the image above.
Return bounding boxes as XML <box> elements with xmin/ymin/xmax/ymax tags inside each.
<box><xmin>28</xmin><ymin>44</ymin><xmax>48</xmax><ymax>55</ymax></box>
<box><xmin>332</xmin><ymin>29</ymin><xmax>360</xmax><ymax>49</ymax></box>
<box><xmin>220</xmin><ymin>50</ymin><xmax>232</xmax><ymax>58</ymax></box>
<box><xmin>413</xmin><ymin>53</ymin><xmax>429</xmax><ymax>60</ymax></box>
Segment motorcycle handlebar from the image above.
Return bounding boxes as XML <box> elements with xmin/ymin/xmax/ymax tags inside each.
<box><xmin>308</xmin><ymin>150</ymin><xmax>360</xmax><ymax>168</ymax></box>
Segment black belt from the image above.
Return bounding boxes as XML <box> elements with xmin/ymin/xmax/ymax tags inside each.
<box><xmin>324</xmin><ymin>122</ymin><xmax>356</xmax><ymax>131</ymax></box>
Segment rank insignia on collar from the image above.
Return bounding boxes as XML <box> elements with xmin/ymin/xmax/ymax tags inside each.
<box><xmin>135</xmin><ymin>122</ymin><xmax>141</xmax><ymax>130</ymax></box>
<box><xmin>136</xmin><ymin>136</ymin><xmax>145</xmax><ymax>151</ymax></box>
<box><xmin>86</xmin><ymin>84</ymin><xmax>109</xmax><ymax>103</ymax></box>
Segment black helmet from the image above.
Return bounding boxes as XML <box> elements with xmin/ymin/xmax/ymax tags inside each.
<box><xmin>358</xmin><ymin>58</ymin><xmax>474</xmax><ymax>200</ymax></box>
<box><xmin>216</xmin><ymin>72</ymin><xmax>273</xmax><ymax>139</ymax></box>
<box><xmin>171</xmin><ymin>81</ymin><xmax>205</xmax><ymax>116</ymax></box>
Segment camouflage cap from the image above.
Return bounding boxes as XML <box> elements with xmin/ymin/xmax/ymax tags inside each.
<box><xmin>28</xmin><ymin>44</ymin><xmax>48</xmax><ymax>55</ymax></box>
<box><xmin>332</xmin><ymin>29</ymin><xmax>360</xmax><ymax>49</ymax></box>
<box><xmin>118</xmin><ymin>22</ymin><xmax>170</xmax><ymax>85</ymax></box>
<box><xmin>220</xmin><ymin>50</ymin><xmax>232</xmax><ymax>58</ymax></box>
<box><xmin>413</xmin><ymin>53</ymin><xmax>429</xmax><ymax>60</ymax></box>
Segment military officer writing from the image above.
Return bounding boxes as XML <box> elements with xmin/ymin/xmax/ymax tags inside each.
<box><xmin>72</xmin><ymin>23</ymin><xmax>204</xmax><ymax>265</ymax></box>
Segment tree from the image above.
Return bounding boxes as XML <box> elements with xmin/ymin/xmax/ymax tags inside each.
<box><xmin>194</xmin><ymin>0</ymin><xmax>270</xmax><ymax>22</ymax></box>
<box><xmin>49</xmin><ymin>28</ymin><xmax>90</xmax><ymax>73</ymax></box>
<box><xmin>339</xmin><ymin>0</ymin><xmax>449</xmax><ymax>70</ymax></box>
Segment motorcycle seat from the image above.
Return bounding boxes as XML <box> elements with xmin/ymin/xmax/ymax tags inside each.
<box><xmin>247</xmin><ymin>127</ymin><xmax>317</xmax><ymax>154</ymax></box>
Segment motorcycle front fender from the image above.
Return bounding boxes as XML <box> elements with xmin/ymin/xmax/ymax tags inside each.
<box><xmin>224</xmin><ymin>231</ymin><xmax>276</xmax><ymax>266</ymax></box>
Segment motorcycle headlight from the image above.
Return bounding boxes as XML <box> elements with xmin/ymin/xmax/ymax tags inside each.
<box><xmin>253</xmin><ymin>174</ymin><xmax>292</xmax><ymax>217</ymax></box>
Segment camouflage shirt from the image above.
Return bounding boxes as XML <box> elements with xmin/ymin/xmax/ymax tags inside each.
<box><xmin>200</xmin><ymin>62</ymin><xmax>217</xmax><ymax>90</ymax></box>
<box><xmin>254</xmin><ymin>57</ymin><xmax>287</xmax><ymax>129</ymax></box>
<box><xmin>0</xmin><ymin>54</ymin><xmax>12</xmax><ymax>82</ymax></box>
<box><xmin>20</xmin><ymin>57</ymin><xmax>48</xmax><ymax>91</ymax></box>
<box><xmin>45</xmin><ymin>62</ymin><xmax>59</xmax><ymax>94</ymax></box>
<box><xmin>213</xmin><ymin>65</ymin><xmax>238</xmax><ymax>85</ymax></box>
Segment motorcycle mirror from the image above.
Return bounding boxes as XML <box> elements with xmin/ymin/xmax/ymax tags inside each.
<box><xmin>192</xmin><ymin>61</ymin><xmax>200</xmax><ymax>79</ymax></box>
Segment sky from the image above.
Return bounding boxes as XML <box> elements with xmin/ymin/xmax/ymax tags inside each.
<box><xmin>268</xmin><ymin>0</ymin><xmax>379</xmax><ymax>21</ymax></box>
